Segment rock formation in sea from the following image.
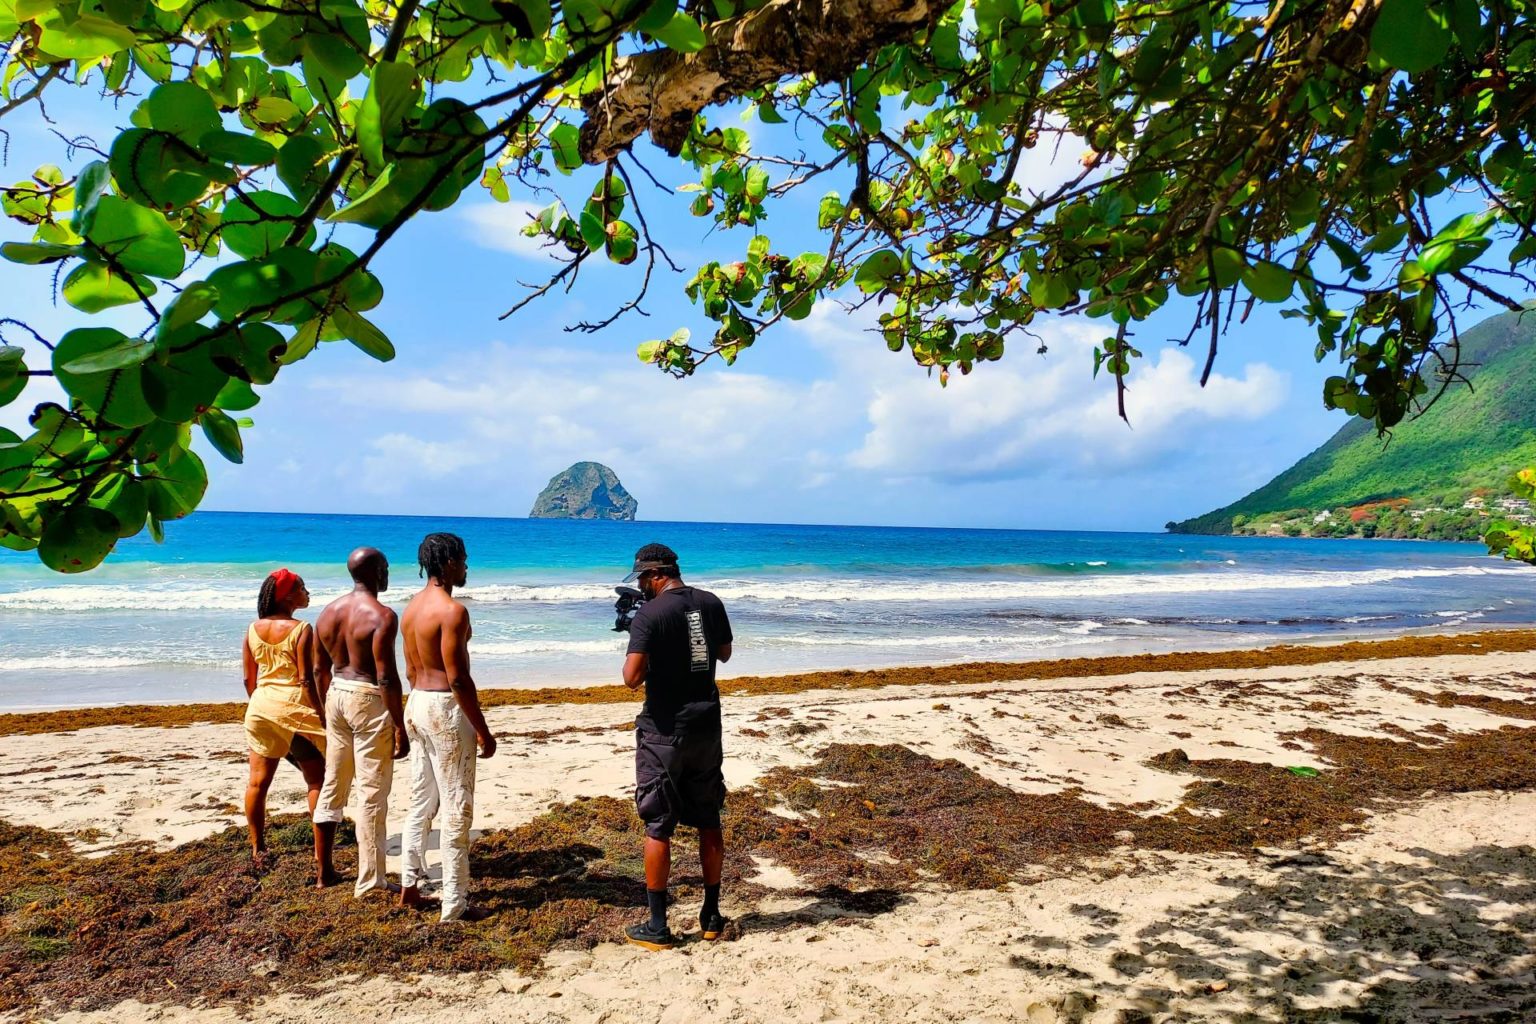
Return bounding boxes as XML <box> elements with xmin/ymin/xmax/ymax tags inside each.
<box><xmin>528</xmin><ymin>462</ymin><xmax>638</xmax><ymax>520</ymax></box>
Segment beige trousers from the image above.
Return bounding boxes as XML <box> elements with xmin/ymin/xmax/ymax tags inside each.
<box><xmin>400</xmin><ymin>690</ymin><xmax>477</xmax><ymax>922</ymax></box>
<box><xmin>314</xmin><ymin>680</ymin><xmax>394</xmax><ymax>896</ymax></box>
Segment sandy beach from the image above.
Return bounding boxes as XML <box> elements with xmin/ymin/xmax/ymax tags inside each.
<box><xmin>4</xmin><ymin>632</ymin><xmax>1536</xmax><ymax>1022</ymax></box>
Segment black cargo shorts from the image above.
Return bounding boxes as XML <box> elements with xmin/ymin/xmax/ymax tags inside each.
<box><xmin>634</xmin><ymin>728</ymin><xmax>726</xmax><ymax>840</ymax></box>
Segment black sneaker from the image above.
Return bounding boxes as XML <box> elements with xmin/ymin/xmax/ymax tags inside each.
<box><xmin>700</xmin><ymin>912</ymin><xmax>729</xmax><ymax>941</ymax></box>
<box><xmin>625</xmin><ymin>921</ymin><xmax>679</xmax><ymax>951</ymax></box>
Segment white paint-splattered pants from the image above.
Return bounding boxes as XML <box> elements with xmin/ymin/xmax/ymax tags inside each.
<box><xmin>400</xmin><ymin>690</ymin><xmax>477</xmax><ymax>922</ymax></box>
<box><xmin>314</xmin><ymin>680</ymin><xmax>394</xmax><ymax>897</ymax></box>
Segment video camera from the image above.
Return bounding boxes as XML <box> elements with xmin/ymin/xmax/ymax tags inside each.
<box><xmin>612</xmin><ymin>585</ymin><xmax>646</xmax><ymax>632</ymax></box>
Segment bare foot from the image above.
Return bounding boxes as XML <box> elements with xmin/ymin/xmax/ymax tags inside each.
<box><xmin>252</xmin><ymin>849</ymin><xmax>275</xmax><ymax>872</ymax></box>
<box><xmin>315</xmin><ymin>868</ymin><xmax>343</xmax><ymax>889</ymax></box>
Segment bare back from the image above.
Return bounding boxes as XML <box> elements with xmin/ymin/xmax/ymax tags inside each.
<box><xmin>317</xmin><ymin>591</ymin><xmax>398</xmax><ymax>684</ymax></box>
<box><xmin>401</xmin><ymin>585</ymin><xmax>471</xmax><ymax>693</ymax></box>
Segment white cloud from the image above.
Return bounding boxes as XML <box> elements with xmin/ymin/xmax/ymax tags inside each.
<box><xmin>361</xmin><ymin>433</ymin><xmax>494</xmax><ymax>495</ymax></box>
<box><xmin>790</xmin><ymin>303</ymin><xmax>1289</xmax><ymax>484</ymax></box>
<box><xmin>457</xmin><ymin>201</ymin><xmax>562</xmax><ymax>260</ymax></box>
<box><xmin>309</xmin><ymin>343</ymin><xmax>860</xmax><ymax>507</ymax></box>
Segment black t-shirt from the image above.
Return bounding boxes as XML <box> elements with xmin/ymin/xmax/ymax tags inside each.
<box><xmin>627</xmin><ymin>585</ymin><xmax>733</xmax><ymax>737</ymax></box>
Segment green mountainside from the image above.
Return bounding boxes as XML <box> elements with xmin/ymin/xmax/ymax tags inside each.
<box><xmin>1169</xmin><ymin>311</ymin><xmax>1536</xmax><ymax>540</ymax></box>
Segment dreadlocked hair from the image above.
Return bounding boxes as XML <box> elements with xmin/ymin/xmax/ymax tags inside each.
<box><xmin>257</xmin><ymin>575</ymin><xmax>280</xmax><ymax>618</ymax></box>
<box><xmin>419</xmin><ymin>532</ymin><xmax>467</xmax><ymax>581</ymax></box>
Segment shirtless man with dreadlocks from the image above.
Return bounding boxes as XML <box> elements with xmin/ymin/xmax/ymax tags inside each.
<box><xmin>398</xmin><ymin>532</ymin><xmax>497</xmax><ymax>921</ymax></box>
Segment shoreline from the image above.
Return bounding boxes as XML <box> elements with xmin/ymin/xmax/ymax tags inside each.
<box><xmin>4</xmin><ymin>626</ymin><xmax>1535</xmax><ymax>736</ymax></box>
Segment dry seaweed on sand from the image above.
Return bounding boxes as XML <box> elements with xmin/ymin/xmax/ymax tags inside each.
<box><xmin>6</xmin><ymin>725</ymin><xmax>1536</xmax><ymax>1014</ymax></box>
<box><xmin>6</xmin><ymin>629</ymin><xmax>1534</xmax><ymax>738</ymax></box>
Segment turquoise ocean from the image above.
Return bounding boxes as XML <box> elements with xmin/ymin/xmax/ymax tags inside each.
<box><xmin>2</xmin><ymin>511</ymin><xmax>1534</xmax><ymax>710</ymax></box>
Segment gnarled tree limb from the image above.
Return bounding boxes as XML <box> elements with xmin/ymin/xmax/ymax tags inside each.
<box><xmin>578</xmin><ymin>0</ymin><xmax>937</xmax><ymax>163</ymax></box>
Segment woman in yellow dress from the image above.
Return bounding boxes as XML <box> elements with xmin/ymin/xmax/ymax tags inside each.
<box><xmin>241</xmin><ymin>568</ymin><xmax>330</xmax><ymax>876</ymax></box>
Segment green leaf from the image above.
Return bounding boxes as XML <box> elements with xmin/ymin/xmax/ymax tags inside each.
<box><xmin>550</xmin><ymin>123</ymin><xmax>583</xmax><ymax>173</ymax></box>
<box><xmin>61</xmin><ymin>335</ymin><xmax>156</xmax><ymax>374</ymax></box>
<box><xmin>142</xmin><ymin>346</ymin><xmax>228</xmax><ymax>422</ymax></box>
<box><xmin>161</xmin><ymin>281</ymin><xmax>220</xmax><ymax>333</ymax></box>
<box><xmin>249</xmin><ymin>96</ymin><xmax>301</xmax><ymax>125</ymax></box>
<box><xmin>605</xmin><ymin>220</ymin><xmax>638</xmax><ymax>265</ymax></box>
<box><xmin>1</xmin><ymin>241</ymin><xmax>81</xmax><ymax>265</ymax></box>
<box><xmin>635</xmin><ymin>0</ymin><xmax>676</xmax><ymax>31</ymax></box>
<box><xmin>223</xmin><ymin>191</ymin><xmax>313</xmax><ymax>259</ymax></box>
<box><xmin>1419</xmin><ymin>211</ymin><xmax>1495</xmax><ymax>275</ymax></box>
<box><xmin>143</xmin><ymin>448</ymin><xmax>207</xmax><ymax>520</ymax></box>
<box><xmin>71</xmin><ymin>161</ymin><xmax>112</xmax><ymax>235</ymax></box>
<box><xmin>37</xmin><ymin>13</ymin><xmax>135</xmax><ymax>59</ymax></box>
<box><xmin>1370</xmin><ymin>0</ymin><xmax>1451</xmax><ymax>73</ymax></box>
<box><xmin>109</xmin><ymin>129</ymin><xmax>213</xmax><ymax>210</ymax></box>
<box><xmin>214</xmin><ymin>378</ymin><xmax>261</xmax><ymax>411</ymax></box>
<box><xmin>0</xmin><ymin>346</ymin><xmax>26</xmax><ymax>408</ymax></box>
<box><xmin>1419</xmin><ymin>236</ymin><xmax>1489</xmax><ymax>276</ymax></box>
<box><xmin>85</xmin><ymin>196</ymin><xmax>186</xmax><ymax>279</ymax></box>
<box><xmin>1210</xmin><ymin>246</ymin><xmax>1245</xmax><ymax>287</ymax></box>
<box><xmin>579</xmin><ymin>208</ymin><xmax>607</xmax><ymax>252</ymax></box>
<box><xmin>358</xmin><ymin>60</ymin><xmax>419</xmax><ymax>170</ymax></box>
<box><xmin>214</xmin><ymin>322</ymin><xmax>288</xmax><ymax>385</ymax></box>
<box><xmin>280</xmin><ymin>318</ymin><xmax>322</xmax><ymax>365</ymax></box>
<box><xmin>90</xmin><ymin>475</ymin><xmax>149</xmax><ymax>538</ymax></box>
<box><xmin>53</xmin><ymin>328</ymin><xmax>157</xmax><ymax>428</ymax></box>
<box><xmin>1285</xmin><ymin>765</ymin><xmax>1321</xmax><ymax>779</ymax></box>
<box><xmin>38</xmin><ymin>505</ymin><xmax>121</xmax><ymax>573</ymax></box>
<box><xmin>1242</xmin><ymin>260</ymin><xmax>1294</xmax><ymax>302</ymax></box>
<box><xmin>652</xmin><ymin>12</ymin><xmax>707</xmax><ymax>52</ymax></box>
<box><xmin>133</xmin><ymin>44</ymin><xmax>174</xmax><ymax>83</ymax></box>
<box><xmin>200</xmin><ymin>408</ymin><xmax>244</xmax><ymax>464</ymax></box>
<box><xmin>62</xmin><ymin>263</ymin><xmax>156</xmax><ymax>313</ymax></box>
<box><xmin>146</xmin><ymin>81</ymin><xmax>222</xmax><ymax>143</ymax></box>
<box><xmin>198</xmin><ymin>130</ymin><xmax>278</xmax><ymax>166</ymax></box>
<box><xmin>333</xmin><ymin>308</ymin><xmax>395</xmax><ymax>361</ymax></box>
<box><xmin>855</xmin><ymin>250</ymin><xmax>904</xmax><ymax>293</ymax></box>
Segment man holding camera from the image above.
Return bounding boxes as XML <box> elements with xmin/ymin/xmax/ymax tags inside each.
<box><xmin>618</xmin><ymin>543</ymin><xmax>733</xmax><ymax>950</ymax></box>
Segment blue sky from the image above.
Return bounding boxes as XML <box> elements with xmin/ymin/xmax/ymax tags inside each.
<box><xmin>0</xmin><ymin>83</ymin><xmax>1459</xmax><ymax>532</ymax></box>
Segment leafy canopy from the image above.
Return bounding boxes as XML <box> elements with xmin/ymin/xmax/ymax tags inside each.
<box><xmin>1485</xmin><ymin>469</ymin><xmax>1536</xmax><ymax>564</ymax></box>
<box><xmin>2</xmin><ymin>0</ymin><xmax>1535</xmax><ymax>570</ymax></box>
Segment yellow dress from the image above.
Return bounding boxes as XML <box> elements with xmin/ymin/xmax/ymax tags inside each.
<box><xmin>243</xmin><ymin>620</ymin><xmax>327</xmax><ymax>759</ymax></box>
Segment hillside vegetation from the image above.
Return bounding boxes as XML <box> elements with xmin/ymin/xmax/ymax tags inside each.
<box><xmin>1170</xmin><ymin>311</ymin><xmax>1536</xmax><ymax>540</ymax></box>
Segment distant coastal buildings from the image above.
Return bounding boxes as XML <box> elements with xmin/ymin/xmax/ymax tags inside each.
<box><xmin>1220</xmin><ymin>490</ymin><xmax>1536</xmax><ymax>542</ymax></box>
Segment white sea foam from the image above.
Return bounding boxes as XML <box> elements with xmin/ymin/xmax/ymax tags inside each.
<box><xmin>0</xmin><ymin>652</ymin><xmax>237</xmax><ymax>672</ymax></box>
<box><xmin>472</xmin><ymin>639</ymin><xmax>625</xmax><ymax>656</ymax></box>
<box><xmin>0</xmin><ymin>564</ymin><xmax>1525</xmax><ymax>613</ymax></box>
<box><xmin>757</xmin><ymin>632</ymin><xmax>1107</xmax><ymax>650</ymax></box>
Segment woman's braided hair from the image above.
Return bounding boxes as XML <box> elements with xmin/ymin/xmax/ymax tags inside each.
<box><xmin>256</xmin><ymin>575</ymin><xmax>285</xmax><ymax>617</ymax></box>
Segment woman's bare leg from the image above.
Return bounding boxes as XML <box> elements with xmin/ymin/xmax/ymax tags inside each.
<box><xmin>246</xmin><ymin>754</ymin><xmax>280</xmax><ymax>865</ymax></box>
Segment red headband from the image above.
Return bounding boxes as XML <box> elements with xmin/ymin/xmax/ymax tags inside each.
<box><xmin>268</xmin><ymin>568</ymin><xmax>301</xmax><ymax>604</ymax></box>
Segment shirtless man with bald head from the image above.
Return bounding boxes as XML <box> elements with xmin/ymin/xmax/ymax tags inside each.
<box><xmin>313</xmin><ymin>547</ymin><xmax>408</xmax><ymax>895</ymax></box>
